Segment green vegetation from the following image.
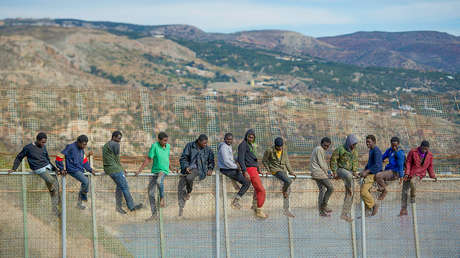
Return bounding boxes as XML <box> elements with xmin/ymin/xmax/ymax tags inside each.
<box><xmin>174</xmin><ymin>39</ymin><xmax>460</xmax><ymax>95</ymax></box>
<box><xmin>89</xmin><ymin>66</ymin><xmax>127</xmax><ymax>85</ymax></box>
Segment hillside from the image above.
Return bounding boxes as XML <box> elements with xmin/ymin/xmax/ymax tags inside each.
<box><xmin>319</xmin><ymin>31</ymin><xmax>460</xmax><ymax>72</ymax></box>
<box><xmin>3</xmin><ymin>18</ymin><xmax>459</xmax><ymax>72</ymax></box>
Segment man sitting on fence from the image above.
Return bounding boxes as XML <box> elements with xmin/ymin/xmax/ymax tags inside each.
<box><xmin>310</xmin><ymin>137</ymin><xmax>334</xmax><ymax>217</ymax></box>
<box><xmin>359</xmin><ymin>135</ymin><xmax>382</xmax><ymax>217</ymax></box>
<box><xmin>137</xmin><ymin>132</ymin><xmax>171</xmax><ymax>221</ymax></box>
<box><xmin>178</xmin><ymin>134</ymin><xmax>215</xmax><ymax>217</ymax></box>
<box><xmin>103</xmin><ymin>131</ymin><xmax>143</xmax><ymax>214</ymax></box>
<box><xmin>55</xmin><ymin>135</ymin><xmax>95</xmax><ymax>210</ymax></box>
<box><xmin>399</xmin><ymin>140</ymin><xmax>437</xmax><ymax>216</ymax></box>
<box><xmin>375</xmin><ymin>136</ymin><xmax>405</xmax><ymax>201</ymax></box>
<box><xmin>330</xmin><ymin>134</ymin><xmax>359</xmax><ymax>222</ymax></box>
<box><xmin>217</xmin><ymin>133</ymin><xmax>251</xmax><ymax>209</ymax></box>
<box><xmin>262</xmin><ymin>137</ymin><xmax>296</xmax><ymax>218</ymax></box>
<box><xmin>238</xmin><ymin>129</ymin><xmax>268</xmax><ymax>219</ymax></box>
<box><xmin>9</xmin><ymin>132</ymin><xmax>61</xmax><ymax>217</ymax></box>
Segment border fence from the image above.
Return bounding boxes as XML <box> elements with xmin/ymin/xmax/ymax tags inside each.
<box><xmin>0</xmin><ymin>84</ymin><xmax>459</xmax><ymax>257</ymax></box>
<box><xmin>0</xmin><ymin>165</ymin><xmax>459</xmax><ymax>258</ymax></box>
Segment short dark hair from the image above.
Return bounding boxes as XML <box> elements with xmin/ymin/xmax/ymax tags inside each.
<box><xmin>36</xmin><ymin>132</ymin><xmax>47</xmax><ymax>141</ymax></box>
<box><xmin>77</xmin><ymin>135</ymin><xmax>89</xmax><ymax>143</ymax></box>
<box><xmin>112</xmin><ymin>131</ymin><xmax>122</xmax><ymax>139</ymax></box>
<box><xmin>321</xmin><ymin>137</ymin><xmax>331</xmax><ymax>145</ymax></box>
<box><xmin>197</xmin><ymin>134</ymin><xmax>208</xmax><ymax>142</ymax></box>
<box><xmin>366</xmin><ymin>135</ymin><xmax>376</xmax><ymax>143</ymax></box>
<box><xmin>224</xmin><ymin>133</ymin><xmax>233</xmax><ymax>139</ymax></box>
<box><xmin>158</xmin><ymin>132</ymin><xmax>168</xmax><ymax>140</ymax></box>
<box><xmin>421</xmin><ymin>140</ymin><xmax>430</xmax><ymax>148</ymax></box>
<box><xmin>390</xmin><ymin>136</ymin><xmax>400</xmax><ymax>143</ymax></box>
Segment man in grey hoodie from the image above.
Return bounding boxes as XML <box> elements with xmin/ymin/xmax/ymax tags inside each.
<box><xmin>218</xmin><ymin>133</ymin><xmax>251</xmax><ymax>209</ymax></box>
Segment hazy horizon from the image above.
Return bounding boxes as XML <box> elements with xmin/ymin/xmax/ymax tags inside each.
<box><xmin>1</xmin><ymin>0</ymin><xmax>459</xmax><ymax>37</ymax></box>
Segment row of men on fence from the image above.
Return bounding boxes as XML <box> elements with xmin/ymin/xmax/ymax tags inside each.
<box><xmin>8</xmin><ymin>130</ymin><xmax>436</xmax><ymax>221</ymax></box>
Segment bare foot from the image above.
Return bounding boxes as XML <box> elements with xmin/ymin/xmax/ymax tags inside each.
<box><xmin>371</xmin><ymin>204</ymin><xmax>379</xmax><ymax>216</ymax></box>
<box><xmin>341</xmin><ymin>214</ymin><xmax>353</xmax><ymax>222</ymax></box>
<box><xmin>398</xmin><ymin>208</ymin><xmax>408</xmax><ymax>217</ymax></box>
<box><xmin>284</xmin><ymin>210</ymin><xmax>295</xmax><ymax>218</ymax></box>
<box><xmin>378</xmin><ymin>190</ymin><xmax>387</xmax><ymax>200</ymax></box>
<box><xmin>160</xmin><ymin>198</ymin><xmax>165</xmax><ymax>207</ymax></box>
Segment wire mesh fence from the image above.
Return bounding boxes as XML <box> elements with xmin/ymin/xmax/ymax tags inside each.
<box><xmin>0</xmin><ymin>83</ymin><xmax>459</xmax><ymax>257</ymax></box>
<box><xmin>0</xmin><ymin>171</ymin><xmax>459</xmax><ymax>257</ymax></box>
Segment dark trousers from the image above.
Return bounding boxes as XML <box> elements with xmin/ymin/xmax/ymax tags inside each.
<box><xmin>177</xmin><ymin>169</ymin><xmax>199</xmax><ymax>208</ymax></box>
<box><xmin>220</xmin><ymin>169</ymin><xmax>250</xmax><ymax>197</ymax></box>
<box><xmin>315</xmin><ymin>178</ymin><xmax>334</xmax><ymax>210</ymax></box>
<box><xmin>68</xmin><ymin>171</ymin><xmax>89</xmax><ymax>201</ymax></box>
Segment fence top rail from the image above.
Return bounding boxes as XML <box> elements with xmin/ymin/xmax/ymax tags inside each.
<box><xmin>1</xmin><ymin>171</ymin><xmax>459</xmax><ymax>181</ymax></box>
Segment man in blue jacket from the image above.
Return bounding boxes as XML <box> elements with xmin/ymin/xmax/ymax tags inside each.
<box><xmin>360</xmin><ymin>135</ymin><xmax>382</xmax><ymax>216</ymax></box>
<box><xmin>375</xmin><ymin>137</ymin><xmax>405</xmax><ymax>201</ymax></box>
<box><xmin>177</xmin><ymin>134</ymin><xmax>215</xmax><ymax>217</ymax></box>
<box><xmin>56</xmin><ymin>135</ymin><xmax>95</xmax><ymax>209</ymax></box>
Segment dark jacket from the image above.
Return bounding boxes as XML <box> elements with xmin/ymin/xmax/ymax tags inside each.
<box><xmin>365</xmin><ymin>146</ymin><xmax>383</xmax><ymax>174</ymax></box>
<box><xmin>262</xmin><ymin>146</ymin><xmax>293</xmax><ymax>174</ymax></box>
<box><xmin>56</xmin><ymin>142</ymin><xmax>92</xmax><ymax>173</ymax></box>
<box><xmin>237</xmin><ymin>129</ymin><xmax>258</xmax><ymax>172</ymax></box>
<box><xmin>180</xmin><ymin>141</ymin><xmax>215</xmax><ymax>180</ymax></box>
<box><xmin>12</xmin><ymin>143</ymin><xmax>56</xmax><ymax>171</ymax></box>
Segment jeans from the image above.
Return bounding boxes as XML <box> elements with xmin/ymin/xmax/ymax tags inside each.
<box><xmin>401</xmin><ymin>176</ymin><xmax>422</xmax><ymax>209</ymax></box>
<box><xmin>315</xmin><ymin>178</ymin><xmax>334</xmax><ymax>210</ymax></box>
<box><xmin>337</xmin><ymin>168</ymin><xmax>354</xmax><ymax>217</ymax></box>
<box><xmin>274</xmin><ymin>171</ymin><xmax>292</xmax><ymax>210</ymax></box>
<box><xmin>148</xmin><ymin>172</ymin><xmax>166</xmax><ymax>215</ymax></box>
<box><xmin>68</xmin><ymin>171</ymin><xmax>89</xmax><ymax>201</ymax></box>
<box><xmin>177</xmin><ymin>168</ymin><xmax>199</xmax><ymax>208</ymax></box>
<box><xmin>109</xmin><ymin>172</ymin><xmax>135</xmax><ymax>210</ymax></box>
<box><xmin>220</xmin><ymin>169</ymin><xmax>250</xmax><ymax>197</ymax></box>
<box><xmin>37</xmin><ymin>170</ymin><xmax>61</xmax><ymax>216</ymax></box>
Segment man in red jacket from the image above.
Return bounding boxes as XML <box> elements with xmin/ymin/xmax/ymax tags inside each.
<box><xmin>399</xmin><ymin>140</ymin><xmax>437</xmax><ymax>216</ymax></box>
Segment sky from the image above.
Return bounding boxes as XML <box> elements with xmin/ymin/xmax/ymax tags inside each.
<box><xmin>1</xmin><ymin>0</ymin><xmax>459</xmax><ymax>37</ymax></box>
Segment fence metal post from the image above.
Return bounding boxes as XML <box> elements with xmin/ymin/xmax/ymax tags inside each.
<box><xmin>350</xmin><ymin>197</ymin><xmax>357</xmax><ymax>258</ymax></box>
<box><xmin>90</xmin><ymin>156</ymin><xmax>98</xmax><ymax>258</ymax></box>
<box><xmin>287</xmin><ymin>215</ymin><xmax>294</xmax><ymax>258</ymax></box>
<box><xmin>215</xmin><ymin>172</ymin><xmax>221</xmax><ymax>258</ymax></box>
<box><xmin>360</xmin><ymin>197</ymin><xmax>367</xmax><ymax>258</ymax></box>
<box><xmin>222</xmin><ymin>174</ymin><xmax>230</xmax><ymax>258</ymax></box>
<box><xmin>21</xmin><ymin>161</ymin><xmax>29</xmax><ymax>258</ymax></box>
<box><xmin>412</xmin><ymin>203</ymin><xmax>421</xmax><ymax>258</ymax></box>
<box><xmin>61</xmin><ymin>175</ymin><xmax>67</xmax><ymax>258</ymax></box>
<box><xmin>158</xmin><ymin>176</ymin><xmax>165</xmax><ymax>258</ymax></box>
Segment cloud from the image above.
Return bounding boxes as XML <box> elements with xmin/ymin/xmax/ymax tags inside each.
<box><xmin>366</xmin><ymin>1</ymin><xmax>460</xmax><ymax>24</ymax></box>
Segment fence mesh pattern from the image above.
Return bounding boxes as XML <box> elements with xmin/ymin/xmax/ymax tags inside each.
<box><xmin>0</xmin><ymin>84</ymin><xmax>459</xmax><ymax>257</ymax></box>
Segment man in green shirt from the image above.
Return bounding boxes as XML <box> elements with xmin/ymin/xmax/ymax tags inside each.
<box><xmin>103</xmin><ymin>131</ymin><xmax>143</xmax><ymax>214</ymax></box>
<box><xmin>137</xmin><ymin>132</ymin><xmax>171</xmax><ymax>221</ymax></box>
<box><xmin>330</xmin><ymin>134</ymin><xmax>359</xmax><ymax>222</ymax></box>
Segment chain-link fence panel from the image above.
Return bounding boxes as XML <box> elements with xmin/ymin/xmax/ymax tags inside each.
<box><xmin>0</xmin><ymin>174</ymin><xmax>25</xmax><ymax>258</ymax></box>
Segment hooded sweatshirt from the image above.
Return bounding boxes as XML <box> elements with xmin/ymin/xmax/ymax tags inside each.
<box><xmin>330</xmin><ymin>134</ymin><xmax>359</xmax><ymax>173</ymax></box>
<box><xmin>218</xmin><ymin>142</ymin><xmax>238</xmax><ymax>169</ymax></box>
<box><xmin>237</xmin><ymin>129</ymin><xmax>258</xmax><ymax>171</ymax></box>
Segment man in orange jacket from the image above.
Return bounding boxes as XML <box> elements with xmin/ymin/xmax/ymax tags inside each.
<box><xmin>399</xmin><ymin>140</ymin><xmax>437</xmax><ymax>216</ymax></box>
